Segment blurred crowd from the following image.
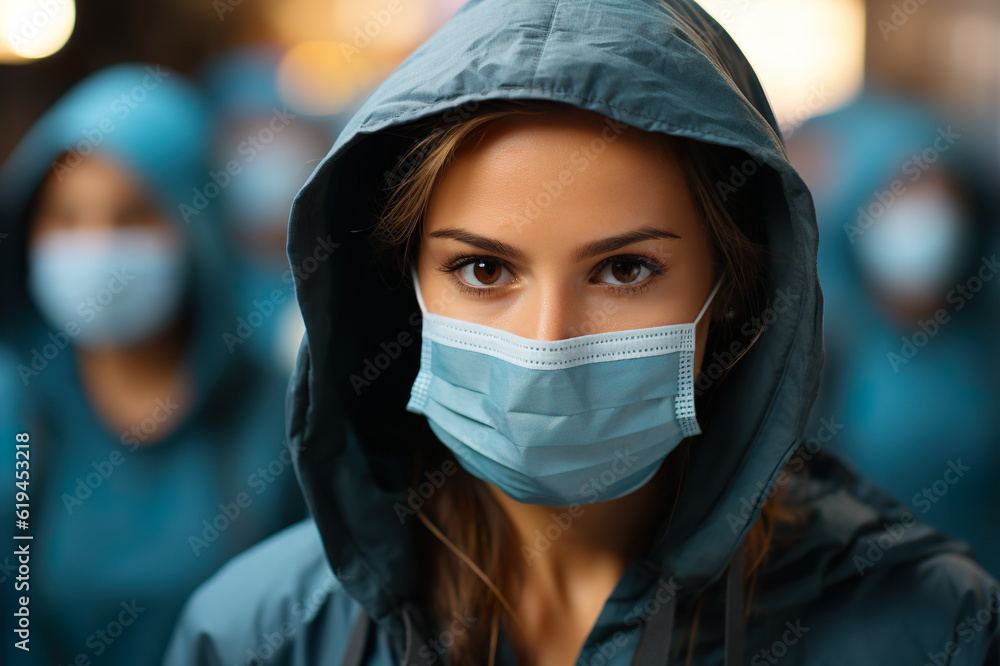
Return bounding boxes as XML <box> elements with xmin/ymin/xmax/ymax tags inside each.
<box><xmin>0</xmin><ymin>0</ymin><xmax>997</xmax><ymax>664</ymax></box>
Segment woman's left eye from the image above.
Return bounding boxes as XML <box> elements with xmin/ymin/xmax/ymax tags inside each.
<box><xmin>455</xmin><ymin>259</ymin><xmax>513</xmax><ymax>288</ymax></box>
<box><xmin>595</xmin><ymin>257</ymin><xmax>659</xmax><ymax>286</ymax></box>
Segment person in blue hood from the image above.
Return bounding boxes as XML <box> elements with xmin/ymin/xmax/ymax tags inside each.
<box><xmin>164</xmin><ymin>1</ymin><xmax>1000</xmax><ymax>665</ymax></box>
<box><xmin>198</xmin><ymin>45</ymin><xmax>338</xmax><ymax>376</ymax></box>
<box><xmin>791</xmin><ymin>88</ymin><xmax>1000</xmax><ymax>577</ymax></box>
<box><xmin>0</xmin><ymin>64</ymin><xmax>306</xmax><ymax>665</ymax></box>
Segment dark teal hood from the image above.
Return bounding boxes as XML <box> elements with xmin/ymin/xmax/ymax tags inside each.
<box><xmin>286</xmin><ymin>0</ymin><xmax>820</xmax><ymax>625</ymax></box>
<box><xmin>164</xmin><ymin>1</ymin><xmax>1000</xmax><ymax>664</ymax></box>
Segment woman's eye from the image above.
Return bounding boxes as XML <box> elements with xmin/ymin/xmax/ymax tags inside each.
<box><xmin>456</xmin><ymin>259</ymin><xmax>512</xmax><ymax>288</ymax></box>
<box><xmin>597</xmin><ymin>258</ymin><xmax>654</xmax><ymax>286</ymax></box>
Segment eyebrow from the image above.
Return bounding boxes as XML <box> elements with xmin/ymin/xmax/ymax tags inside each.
<box><xmin>573</xmin><ymin>226</ymin><xmax>681</xmax><ymax>261</ymax></box>
<box><xmin>427</xmin><ymin>225</ymin><xmax>681</xmax><ymax>262</ymax></box>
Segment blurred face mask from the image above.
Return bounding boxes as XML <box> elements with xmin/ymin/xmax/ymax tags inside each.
<box><xmin>855</xmin><ymin>190</ymin><xmax>967</xmax><ymax>301</ymax></box>
<box><xmin>405</xmin><ymin>266</ymin><xmax>723</xmax><ymax>507</ymax></box>
<box><xmin>28</xmin><ymin>227</ymin><xmax>189</xmax><ymax>348</ymax></box>
<box><xmin>224</xmin><ymin>135</ymin><xmax>318</xmax><ymax>233</ymax></box>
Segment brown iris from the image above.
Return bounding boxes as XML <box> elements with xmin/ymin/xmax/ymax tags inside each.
<box><xmin>610</xmin><ymin>259</ymin><xmax>642</xmax><ymax>284</ymax></box>
<box><xmin>471</xmin><ymin>260</ymin><xmax>502</xmax><ymax>285</ymax></box>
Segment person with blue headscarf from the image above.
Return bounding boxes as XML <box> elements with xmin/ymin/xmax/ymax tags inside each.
<box><xmin>198</xmin><ymin>45</ymin><xmax>348</xmax><ymax>375</ymax></box>
<box><xmin>0</xmin><ymin>63</ymin><xmax>306</xmax><ymax>665</ymax></box>
<box><xmin>792</xmin><ymin>86</ymin><xmax>1000</xmax><ymax>576</ymax></box>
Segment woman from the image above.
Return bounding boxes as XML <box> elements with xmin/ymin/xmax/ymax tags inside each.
<box><xmin>0</xmin><ymin>64</ymin><xmax>306</xmax><ymax>665</ymax></box>
<box><xmin>166</xmin><ymin>1</ymin><xmax>1000</xmax><ymax>664</ymax></box>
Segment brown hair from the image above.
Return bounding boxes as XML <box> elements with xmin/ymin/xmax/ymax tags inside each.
<box><xmin>372</xmin><ymin>98</ymin><xmax>803</xmax><ymax>665</ymax></box>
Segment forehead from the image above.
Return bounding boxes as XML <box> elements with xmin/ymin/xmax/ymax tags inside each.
<box><xmin>424</xmin><ymin>109</ymin><xmax>700</xmax><ymax>239</ymax></box>
<box><xmin>38</xmin><ymin>153</ymin><xmax>143</xmax><ymax>201</ymax></box>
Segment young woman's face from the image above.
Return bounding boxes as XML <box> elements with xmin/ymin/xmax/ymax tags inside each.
<box><xmin>415</xmin><ymin>110</ymin><xmax>719</xmax><ymax>373</ymax></box>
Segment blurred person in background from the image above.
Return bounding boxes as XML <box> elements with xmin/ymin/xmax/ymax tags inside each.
<box><xmin>199</xmin><ymin>45</ymin><xmax>341</xmax><ymax>375</ymax></box>
<box><xmin>791</xmin><ymin>87</ymin><xmax>1000</xmax><ymax>576</ymax></box>
<box><xmin>0</xmin><ymin>63</ymin><xmax>306</xmax><ymax>665</ymax></box>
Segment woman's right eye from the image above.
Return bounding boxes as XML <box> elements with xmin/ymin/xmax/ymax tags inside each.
<box><xmin>454</xmin><ymin>259</ymin><xmax>513</xmax><ymax>288</ymax></box>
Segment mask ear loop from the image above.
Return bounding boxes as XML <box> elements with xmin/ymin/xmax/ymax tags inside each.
<box><xmin>674</xmin><ymin>274</ymin><xmax>724</xmax><ymax>439</ymax></box>
<box><xmin>694</xmin><ymin>275</ymin><xmax>725</xmax><ymax>327</ymax></box>
<box><xmin>410</xmin><ymin>266</ymin><xmax>428</xmax><ymax>314</ymax></box>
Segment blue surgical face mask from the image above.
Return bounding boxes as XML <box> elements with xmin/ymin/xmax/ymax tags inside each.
<box><xmin>405</xmin><ymin>267</ymin><xmax>723</xmax><ymax>507</ymax></box>
<box><xmin>224</xmin><ymin>134</ymin><xmax>318</xmax><ymax>232</ymax></box>
<box><xmin>854</xmin><ymin>190</ymin><xmax>968</xmax><ymax>301</ymax></box>
<box><xmin>28</xmin><ymin>227</ymin><xmax>190</xmax><ymax>348</ymax></box>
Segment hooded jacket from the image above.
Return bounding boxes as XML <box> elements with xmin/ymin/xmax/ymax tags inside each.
<box><xmin>164</xmin><ymin>1</ymin><xmax>1000</xmax><ymax>664</ymax></box>
<box><xmin>0</xmin><ymin>64</ymin><xmax>306</xmax><ymax>665</ymax></box>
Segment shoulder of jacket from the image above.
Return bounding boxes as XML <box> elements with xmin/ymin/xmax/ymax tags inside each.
<box><xmin>753</xmin><ymin>453</ymin><xmax>1000</xmax><ymax>664</ymax></box>
<box><xmin>163</xmin><ymin>518</ymin><xmax>365</xmax><ymax>666</ymax></box>
<box><xmin>753</xmin><ymin>551</ymin><xmax>1000</xmax><ymax>666</ymax></box>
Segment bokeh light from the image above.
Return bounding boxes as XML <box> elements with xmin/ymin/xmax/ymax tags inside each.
<box><xmin>698</xmin><ymin>0</ymin><xmax>865</xmax><ymax>134</ymax></box>
<box><xmin>0</xmin><ymin>0</ymin><xmax>76</xmax><ymax>62</ymax></box>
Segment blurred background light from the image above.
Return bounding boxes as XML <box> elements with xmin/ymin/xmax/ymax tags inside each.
<box><xmin>698</xmin><ymin>0</ymin><xmax>866</xmax><ymax>135</ymax></box>
<box><xmin>276</xmin><ymin>40</ymin><xmax>372</xmax><ymax>116</ymax></box>
<box><xmin>268</xmin><ymin>0</ymin><xmax>437</xmax><ymax>116</ymax></box>
<box><xmin>0</xmin><ymin>0</ymin><xmax>76</xmax><ymax>62</ymax></box>
<box><xmin>262</xmin><ymin>0</ymin><xmax>432</xmax><ymax>55</ymax></box>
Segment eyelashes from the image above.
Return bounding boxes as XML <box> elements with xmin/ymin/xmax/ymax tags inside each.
<box><xmin>436</xmin><ymin>253</ymin><xmax>667</xmax><ymax>298</ymax></box>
